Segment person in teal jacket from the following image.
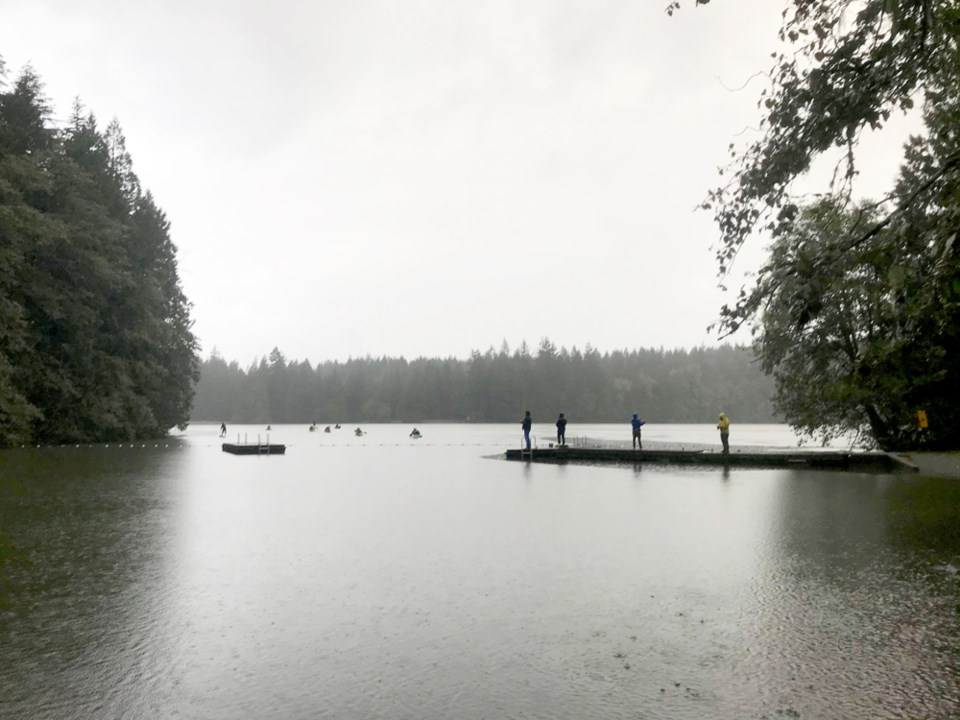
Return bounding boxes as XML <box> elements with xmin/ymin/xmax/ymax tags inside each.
<box><xmin>631</xmin><ymin>412</ymin><xmax>646</xmax><ymax>450</ymax></box>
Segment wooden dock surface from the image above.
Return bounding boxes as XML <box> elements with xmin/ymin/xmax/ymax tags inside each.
<box><xmin>504</xmin><ymin>446</ymin><xmax>916</xmax><ymax>472</ymax></box>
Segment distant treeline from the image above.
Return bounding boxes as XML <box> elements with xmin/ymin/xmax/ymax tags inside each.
<box><xmin>193</xmin><ymin>342</ymin><xmax>778</xmax><ymax>424</ymax></box>
<box><xmin>0</xmin><ymin>63</ymin><xmax>198</xmax><ymax>446</ymax></box>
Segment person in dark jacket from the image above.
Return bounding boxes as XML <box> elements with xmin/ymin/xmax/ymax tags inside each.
<box><xmin>631</xmin><ymin>412</ymin><xmax>646</xmax><ymax>450</ymax></box>
<box><xmin>522</xmin><ymin>410</ymin><xmax>532</xmax><ymax>449</ymax></box>
<box><xmin>556</xmin><ymin>413</ymin><xmax>567</xmax><ymax>445</ymax></box>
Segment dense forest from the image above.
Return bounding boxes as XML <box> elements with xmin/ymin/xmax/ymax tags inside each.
<box><xmin>192</xmin><ymin>342</ymin><xmax>777</xmax><ymax>424</ymax></box>
<box><xmin>0</xmin><ymin>60</ymin><xmax>198</xmax><ymax>447</ymax></box>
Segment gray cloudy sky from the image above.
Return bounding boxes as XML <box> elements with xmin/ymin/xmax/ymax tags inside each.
<box><xmin>2</xmin><ymin>1</ymin><xmax>908</xmax><ymax>363</ymax></box>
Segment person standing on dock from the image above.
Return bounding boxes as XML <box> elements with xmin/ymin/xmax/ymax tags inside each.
<box><xmin>522</xmin><ymin>410</ymin><xmax>532</xmax><ymax>449</ymax></box>
<box><xmin>631</xmin><ymin>412</ymin><xmax>645</xmax><ymax>450</ymax></box>
<box><xmin>717</xmin><ymin>412</ymin><xmax>731</xmax><ymax>454</ymax></box>
<box><xmin>556</xmin><ymin>413</ymin><xmax>567</xmax><ymax>446</ymax></box>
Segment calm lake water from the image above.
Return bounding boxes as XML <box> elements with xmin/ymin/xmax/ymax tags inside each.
<box><xmin>1</xmin><ymin>423</ymin><xmax>957</xmax><ymax>719</ymax></box>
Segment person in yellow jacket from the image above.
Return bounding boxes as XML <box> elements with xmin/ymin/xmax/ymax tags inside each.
<box><xmin>717</xmin><ymin>412</ymin><xmax>731</xmax><ymax>454</ymax></box>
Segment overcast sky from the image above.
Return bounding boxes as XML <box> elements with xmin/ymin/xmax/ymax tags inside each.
<box><xmin>2</xmin><ymin>0</ymin><xmax>910</xmax><ymax>364</ymax></box>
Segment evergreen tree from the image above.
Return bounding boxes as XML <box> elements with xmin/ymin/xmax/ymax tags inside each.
<box><xmin>0</xmin><ymin>61</ymin><xmax>198</xmax><ymax>446</ymax></box>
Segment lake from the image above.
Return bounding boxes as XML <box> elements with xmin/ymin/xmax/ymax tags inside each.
<box><xmin>1</xmin><ymin>423</ymin><xmax>957</xmax><ymax>719</ymax></box>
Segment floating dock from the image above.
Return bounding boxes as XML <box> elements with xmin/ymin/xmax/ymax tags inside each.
<box><xmin>222</xmin><ymin>443</ymin><xmax>286</xmax><ymax>455</ymax></box>
<box><xmin>504</xmin><ymin>447</ymin><xmax>916</xmax><ymax>472</ymax></box>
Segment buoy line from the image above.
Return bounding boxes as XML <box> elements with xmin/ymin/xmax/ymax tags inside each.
<box><xmin>9</xmin><ymin>441</ymin><xmax>504</xmax><ymax>451</ymax></box>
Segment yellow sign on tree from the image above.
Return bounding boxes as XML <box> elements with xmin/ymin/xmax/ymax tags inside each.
<box><xmin>916</xmin><ymin>410</ymin><xmax>928</xmax><ymax>429</ymax></box>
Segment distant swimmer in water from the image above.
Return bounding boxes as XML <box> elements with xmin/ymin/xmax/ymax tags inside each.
<box><xmin>335</xmin><ymin>423</ymin><xmax>341</xmax><ymax>429</ymax></box>
<box><xmin>324</xmin><ymin>425</ymin><xmax>331</xmax><ymax>433</ymax></box>
<box><xmin>266</xmin><ymin>425</ymin><xmax>272</xmax><ymax>431</ymax></box>
<box><xmin>410</xmin><ymin>428</ymin><xmax>422</xmax><ymax>439</ymax></box>
<box><xmin>355</xmin><ymin>427</ymin><xmax>363</xmax><ymax>436</ymax></box>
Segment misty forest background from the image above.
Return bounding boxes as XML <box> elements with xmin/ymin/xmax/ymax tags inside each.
<box><xmin>192</xmin><ymin>343</ymin><xmax>777</xmax><ymax>425</ymax></box>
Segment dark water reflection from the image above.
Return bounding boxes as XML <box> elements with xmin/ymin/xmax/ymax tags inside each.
<box><xmin>1</xmin><ymin>426</ymin><xmax>957</xmax><ymax>719</ymax></box>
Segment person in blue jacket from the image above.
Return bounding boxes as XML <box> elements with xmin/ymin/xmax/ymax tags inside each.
<box><xmin>522</xmin><ymin>410</ymin><xmax>532</xmax><ymax>449</ymax></box>
<box><xmin>556</xmin><ymin>413</ymin><xmax>567</xmax><ymax>445</ymax></box>
<box><xmin>631</xmin><ymin>412</ymin><xmax>646</xmax><ymax>450</ymax></box>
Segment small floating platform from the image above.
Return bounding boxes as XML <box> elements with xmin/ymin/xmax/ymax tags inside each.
<box><xmin>222</xmin><ymin>443</ymin><xmax>286</xmax><ymax>455</ymax></box>
<box><xmin>504</xmin><ymin>447</ymin><xmax>915</xmax><ymax>472</ymax></box>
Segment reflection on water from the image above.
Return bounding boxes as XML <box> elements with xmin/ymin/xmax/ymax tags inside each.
<box><xmin>1</xmin><ymin>425</ymin><xmax>957</xmax><ymax>719</ymax></box>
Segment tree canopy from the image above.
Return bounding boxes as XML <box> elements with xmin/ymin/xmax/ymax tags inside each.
<box><xmin>0</xmin><ymin>60</ymin><xmax>199</xmax><ymax>447</ymax></box>
<box><xmin>679</xmin><ymin>0</ymin><xmax>960</xmax><ymax>449</ymax></box>
<box><xmin>754</xmin><ymin>198</ymin><xmax>958</xmax><ymax>448</ymax></box>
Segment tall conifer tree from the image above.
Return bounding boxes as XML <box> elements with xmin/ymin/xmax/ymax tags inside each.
<box><xmin>0</xmin><ymin>60</ymin><xmax>198</xmax><ymax>446</ymax></box>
